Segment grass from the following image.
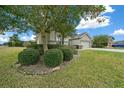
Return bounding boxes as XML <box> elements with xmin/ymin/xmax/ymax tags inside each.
<box><xmin>0</xmin><ymin>47</ymin><xmax>124</xmax><ymax>87</ymax></box>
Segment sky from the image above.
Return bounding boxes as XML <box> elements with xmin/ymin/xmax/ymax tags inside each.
<box><xmin>0</xmin><ymin>30</ymin><xmax>36</xmax><ymax>44</ymax></box>
<box><xmin>0</xmin><ymin>5</ymin><xmax>124</xmax><ymax>44</ymax></box>
<box><xmin>76</xmin><ymin>5</ymin><xmax>124</xmax><ymax>41</ymax></box>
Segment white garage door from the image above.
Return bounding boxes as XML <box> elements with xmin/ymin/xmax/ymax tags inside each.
<box><xmin>81</xmin><ymin>41</ymin><xmax>90</xmax><ymax>48</ymax></box>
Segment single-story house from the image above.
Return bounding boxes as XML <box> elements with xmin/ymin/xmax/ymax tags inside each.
<box><xmin>37</xmin><ymin>31</ymin><xmax>92</xmax><ymax>49</ymax></box>
<box><xmin>69</xmin><ymin>32</ymin><xmax>92</xmax><ymax>48</ymax></box>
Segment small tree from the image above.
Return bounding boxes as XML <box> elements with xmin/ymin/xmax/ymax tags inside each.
<box><xmin>93</xmin><ymin>35</ymin><xmax>109</xmax><ymax>48</ymax></box>
<box><xmin>8</xmin><ymin>34</ymin><xmax>22</xmax><ymax>47</ymax></box>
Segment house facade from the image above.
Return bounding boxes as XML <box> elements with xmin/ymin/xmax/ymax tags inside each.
<box><xmin>69</xmin><ymin>32</ymin><xmax>92</xmax><ymax>48</ymax></box>
<box><xmin>37</xmin><ymin>31</ymin><xmax>71</xmax><ymax>45</ymax></box>
<box><xmin>37</xmin><ymin>31</ymin><xmax>92</xmax><ymax>49</ymax></box>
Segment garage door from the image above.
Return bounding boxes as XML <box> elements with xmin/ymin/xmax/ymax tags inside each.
<box><xmin>81</xmin><ymin>41</ymin><xmax>90</xmax><ymax>48</ymax></box>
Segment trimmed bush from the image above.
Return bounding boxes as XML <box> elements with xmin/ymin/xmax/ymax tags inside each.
<box><xmin>27</xmin><ymin>44</ymin><xmax>75</xmax><ymax>56</ymax></box>
<box><xmin>44</xmin><ymin>49</ymin><xmax>63</xmax><ymax>67</ymax></box>
<box><xmin>63</xmin><ymin>45</ymin><xmax>78</xmax><ymax>55</ymax></box>
<box><xmin>27</xmin><ymin>44</ymin><xmax>64</xmax><ymax>55</ymax></box>
<box><xmin>18</xmin><ymin>48</ymin><xmax>40</xmax><ymax>65</ymax></box>
<box><xmin>59</xmin><ymin>47</ymin><xmax>73</xmax><ymax>61</ymax></box>
<box><xmin>27</xmin><ymin>44</ymin><xmax>44</xmax><ymax>55</ymax></box>
<box><xmin>48</xmin><ymin>44</ymin><xmax>64</xmax><ymax>49</ymax></box>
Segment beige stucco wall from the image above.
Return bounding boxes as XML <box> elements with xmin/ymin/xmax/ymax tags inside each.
<box><xmin>70</xmin><ymin>39</ymin><xmax>80</xmax><ymax>45</ymax></box>
<box><xmin>37</xmin><ymin>31</ymin><xmax>92</xmax><ymax>47</ymax></box>
<box><xmin>37</xmin><ymin>31</ymin><xmax>61</xmax><ymax>45</ymax></box>
<box><xmin>70</xmin><ymin>34</ymin><xmax>92</xmax><ymax>47</ymax></box>
<box><xmin>64</xmin><ymin>37</ymin><xmax>71</xmax><ymax>45</ymax></box>
<box><xmin>80</xmin><ymin>34</ymin><xmax>91</xmax><ymax>41</ymax></box>
<box><xmin>49</xmin><ymin>31</ymin><xmax>56</xmax><ymax>41</ymax></box>
<box><xmin>80</xmin><ymin>34</ymin><xmax>92</xmax><ymax>47</ymax></box>
<box><xmin>48</xmin><ymin>31</ymin><xmax>57</xmax><ymax>44</ymax></box>
<box><xmin>37</xmin><ymin>33</ymin><xmax>43</xmax><ymax>44</ymax></box>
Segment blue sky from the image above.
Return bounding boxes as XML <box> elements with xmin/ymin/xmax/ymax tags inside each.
<box><xmin>76</xmin><ymin>5</ymin><xmax>124</xmax><ymax>41</ymax></box>
<box><xmin>0</xmin><ymin>5</ymin><xmax>124</xmax><ymax>44</ymax></box>
<box><xmin>0</xmin><ymin>30</ymin><xmax>36</xmax><ymax>44</ymax></box>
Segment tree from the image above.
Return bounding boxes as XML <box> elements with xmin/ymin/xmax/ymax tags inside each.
<box><xmin>0</xmin><ymin>6</ymin><xmax>32</xmax><ymax>34</ymax></box>
<box><xmin>8</xmin><ymin>34</ymin><xmax>22</xmax><ymax>47</ymax></box>
<box><xmin>0</xmin><ymin>5</ymin><xmax>106</xmax><ymax>51</ymax></box>
<box><xmin>53</xmin><ymin>6</ymin><xmax>106</xmax><ymax>45</ymax></box>
<box><xmin>93</xmin><ymin>35</ymin><xmax>109</xmax><ymax>48</ymax></box>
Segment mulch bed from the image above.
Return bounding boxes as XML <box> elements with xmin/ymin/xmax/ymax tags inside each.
<box><xmin>16</xmin><ymin>54</ymin><xmax>80</xmax><ymax>75</ymax></box>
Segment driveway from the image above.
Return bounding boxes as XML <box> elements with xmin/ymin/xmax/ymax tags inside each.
<box><xmin>81</xmin><ymin>48</ymin><xmax>124</xmax><ymax>53</ymax></box>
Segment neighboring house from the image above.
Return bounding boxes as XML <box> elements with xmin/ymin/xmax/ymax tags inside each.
<box><xmin>69</xmin><ymin>32</ymin><xmax>92</xmax><ymax>48</ymax></box>
<box><xmin>37</xmin><ymin>31</ymin><xmax>92</xmax><ymax>49</ymax></box>
<box><xmin>107</xmin><ymin>36</ymin><xmax>113</xmax><ymax>48</ymax></box>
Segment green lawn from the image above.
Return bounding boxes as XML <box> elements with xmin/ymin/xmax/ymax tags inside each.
<box><xmin>0</xmin><ymin>47</ymin><xmax>124</xmax><ymax>88</ymax></box>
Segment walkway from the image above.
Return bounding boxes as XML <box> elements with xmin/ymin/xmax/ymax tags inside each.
<box><xmin>81</xmin><ymin>48</ymin><xmax>124</xmax><ymax>53</ymax></box>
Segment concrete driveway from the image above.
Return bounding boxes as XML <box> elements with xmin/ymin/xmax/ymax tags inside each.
<box><xmin>81</xmin><ymin>48</ymin><xmax>124</xmax><ymax>53</ymax></box>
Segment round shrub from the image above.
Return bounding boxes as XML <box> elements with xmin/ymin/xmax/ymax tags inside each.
<box><xmin>27</xmin><ymin>44</ymin><xmax>44</xmax><ymax>55</ymax></box>
<box><xmin>44</xmin><ymin>49</ymin><xmax>63</xmax><ymax>67</ymax></box>
<box><xmin>59</xmin><ymin>47</ymin><xmax>73</xmax><ymax>61</ymax></box>
<box><xmin>18</xmin><ymin>48</ymin><xmax>40</xmax><ymax>65</ymax></box>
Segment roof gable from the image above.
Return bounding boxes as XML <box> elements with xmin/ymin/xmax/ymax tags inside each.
<box><xmin>80</xmin><ymin>32</ymin><xmax>92</xmax><ymax>40</ymax></box>
<box><xmin>69</xmin><ymin>32</ymin><xmax>91</xmax><ymax>40</ymax></box>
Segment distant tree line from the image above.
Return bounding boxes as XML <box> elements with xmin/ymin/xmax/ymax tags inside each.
<box><xmin>92</xmin><ymin>35</ymin><xmax>114</xmax><ymax>48</ymax></box>
<box><xmin>3</xmin><ymin>34</ymin><xmax>36</xmax><ymax>47</ymax></box>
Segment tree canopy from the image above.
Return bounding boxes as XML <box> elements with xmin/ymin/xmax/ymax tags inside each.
<box><xmin>0</xmin><ymin>5</ymin><xmax>106</xmax><ymax>51</ymax></box>
<box><xmin>93</xmin><ymin>35</ymin><xmax>109</xmax><ymax>48</ymax></box>
<box><xmin>0</xmin><ymin>6</ymin><xmax>106</xmax><ymax>33</ymax></box>
<box><xmin>7</xmin><ymin>34</ymin><xmax>23</xmax><ymax>47</ymax></box>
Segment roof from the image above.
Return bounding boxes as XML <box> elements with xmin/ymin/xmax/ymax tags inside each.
<box><xmin>70</xmin><ymin>32</ymin><xmax>92</xmax><ymax>40</ymax></box>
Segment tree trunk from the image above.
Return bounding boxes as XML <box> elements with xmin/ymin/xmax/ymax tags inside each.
<box><xmin>62</xmin><ymin>36</ymin><xmax>64</xmax><ymax>45</ymax></box>
<box><xmin>41</xmin><ymin>32</ymin><xmax>48</xmax><ymax>52</ymax></box>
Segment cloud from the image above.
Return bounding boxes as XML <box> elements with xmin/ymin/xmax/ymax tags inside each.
<box><xmin>0</xmin><ymin>30</ymin><xmax>36</xmax><ymax>44</ymax></box>
<box><xmin>0</xmin><ymin>31</ymin><xmax>17</xmax><ymax>44</ymax></box>
<box><xmin>20</xmin><ymin>34</ymin><xmax>36</xmax><ymax>41</ymax></box>
<box><xmin>30</xmin><ymin>35</ymin><xmax>36</xmax><ymax>41</ymax></box>
<box><xmin>76</xmin><ymin>5</ymin><xmax>114</xmax><ymax>30</ymax></box>
<box><xmin>76</xmin><ymin>16</ymin><xmax>110</xmax><ymax>29</ymax></box>
<box><xmin>0</xmin><ymin>35</ymin><xmax>9</xmax><ymax>44</ymax></box>
<box><xmin>103</xmin><ymin>5</ymin><xmax>115</xmax><ymax>14</ymax></box>
<box><xmin>19</xmin><ymin>30</ymin><xmax>36</xmax><ymax>41</ymax></box>
<box><xmin>111</xmin><ymin>29</ymin><xmax>124</xmax><ymax>36</ymax></box>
